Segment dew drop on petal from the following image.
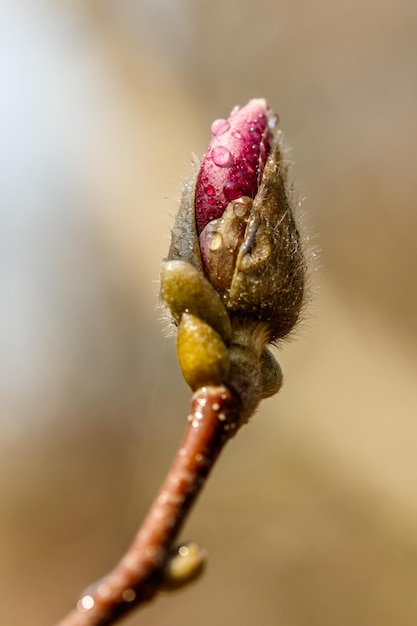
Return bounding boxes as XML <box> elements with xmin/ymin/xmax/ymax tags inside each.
<box><xmin>223</xmin><ymin>181</ymin><xmax>243</xmax><ymax>201</ymax></box>
<box><xmin>249</xmin><ymin>128</ymin><xmax>262</xmax><ymax>142</ymax></box>
<box><xmin>211</xmin><ymin>145</ymin><xmax>234</xmax><ymax>167</ymax></box>
<box><xmin>232</xmin><ymin>129</ymin><xmax>242</xmax><ymax>139</ymax></box>
<box><xmin>205</xmin><ymin>184</ymin><xmax>215</xmax><ymax>196</ymax></box>
<box><xmin>211</xmin><ymin>118</ymin><xmax>230</xmax><ymax>136</ymax></box>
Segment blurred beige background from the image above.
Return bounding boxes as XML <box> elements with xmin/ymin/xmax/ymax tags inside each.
<box><xmin>1</xmin><ymin>1</ymin><xmax>417</xmax><ymax>625</ymax></box>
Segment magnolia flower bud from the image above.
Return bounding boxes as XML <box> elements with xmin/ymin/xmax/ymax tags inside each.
<box><xmin>166</xmin><ymin>99</ymin><xmax>305</xmax><ymax>345</ymax></box>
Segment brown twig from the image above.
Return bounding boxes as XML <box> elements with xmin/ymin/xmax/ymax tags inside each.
<box><xmin>56</xmin><ymin>384</ymin><xmax>242</xmax><ymax>626</ymax></box>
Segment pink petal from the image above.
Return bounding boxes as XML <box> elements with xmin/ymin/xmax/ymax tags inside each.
<box><xmin>194</xmin><ymin>99</ymin><xmax>277</xmax><ymax>235</ymax></box>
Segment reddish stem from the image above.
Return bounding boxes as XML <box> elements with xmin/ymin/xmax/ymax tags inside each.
<box><xmin>56</xmin><ymin>384</ymin><xmax>242</xmax><ymax>626</ymax></box>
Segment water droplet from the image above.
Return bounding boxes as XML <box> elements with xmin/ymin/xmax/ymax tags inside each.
<box><xmin>211</xmin><ymin>145</ymin><xmax>233</xmax><ymax>167</ymax></box>
<box><xmin>122</xmin><ymin>589</ymin><xmax>136</xmax><ymax>603</ymax></box>
<box><xmin>145</xmin><ymin>545</ymin><xmax>158</xmax><ymax>557</ymax></box>
<box><xmin>232</xmin><ymin>129</ymin><xmax>242</xmax><ymax>139</ymax></box>
<box><xmin>232</xmin><ymin>197</ymin><xmax>251</xmax><ymax>217</ymax></box>
<box><xmin>97</xmin><ymin>583</ymin><xmax>111</xmax><ymax>598</ymax></box>
<box><xmin>211</xmin><ymin>118</ymin><xmax>230</xmax><ymax>136</ymax></box>
<box><xmin>249</xmin><ymin>128</ymin><xmax>262</xmax><ymax>142</ymax></box>
<box><xmin>158</xmin><ymin>493</ymin><xmax>169</xmax><ymax>505</ymax></box>
<box><xmin>223</xmin><ymin>181</ymin><xmax>243</xmax><ymax>201</ymax></box>
<box><xmin>77</xmin><ymin>596</ymin><xmax>95</xmax><ymax>612</ymax></box>
<box><xmin>209</xmin><ymin>232</ymin><xmax>223</xmax><ymax>251</ymax></box>
<box><xmin>205</xmin><ymin>184</ymin><xmax>215</xmax><ymax>196</ymax></box>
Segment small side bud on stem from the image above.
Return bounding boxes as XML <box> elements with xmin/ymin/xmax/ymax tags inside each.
<box><xmin>161</xmin><ymin>542</ymin><xmax>207</xmax><ymax>591</ymax></box>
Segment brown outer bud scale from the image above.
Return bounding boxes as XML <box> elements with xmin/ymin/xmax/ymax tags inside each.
<box><xmin>161</xmin><ymin>260</ymin><xmax>232</xmax><ymax>342</ymax></box>
<box><xmin>226</xmin><ymin>141</ymin><xmax>306</xmax><ymax>342</ymax></box>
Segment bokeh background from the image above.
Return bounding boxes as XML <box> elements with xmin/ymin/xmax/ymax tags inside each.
<box><xmin>1</xmin><ymin>1</ymin><xmax>417</xmax><ymax>625</ymax></box>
